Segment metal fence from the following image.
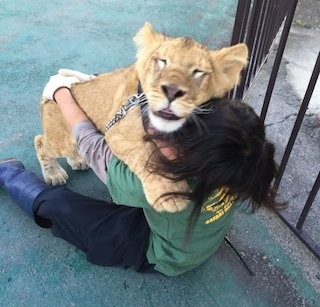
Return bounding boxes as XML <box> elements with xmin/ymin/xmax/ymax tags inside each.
<box><xmin>231</xmin><ymin>0</ymin><xmax>320</xmax><ymax>260</ymax></box>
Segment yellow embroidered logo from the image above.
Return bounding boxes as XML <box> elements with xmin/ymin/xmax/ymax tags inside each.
<box><xmin>201</xmin><ymin>187</ymin><xmax>236</xmax><ymax>224</ymax></box>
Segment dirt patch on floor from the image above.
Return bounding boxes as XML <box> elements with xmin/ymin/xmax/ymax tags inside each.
<box><xmin>294</xmin><ymin>0</ymin><xmax>320</xmax><ymax>29</ymax></box>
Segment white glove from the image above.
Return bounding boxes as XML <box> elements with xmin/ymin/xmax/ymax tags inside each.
<box><xmin>42</xmin><ymin>74</ymin><xmax>80</xmax><ymax>101</ymax></box>
<box><xmin>58</xmin><ymin>68</ymin><xmax>96</xmax><ymax>81</ymax></box>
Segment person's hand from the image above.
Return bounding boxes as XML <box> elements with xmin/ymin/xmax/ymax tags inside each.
<box><xmin>42</xmin><ymin>69</ymin><xmax>95</xmax><ymax>101</ymax></box>
<box><xmin>58</xmin><ymin>68</ymin><xmax>96</xmax><ymax>82</ymax></box>
<box><xmin>42</xmin><ymin>74</ymin><xmax>80</xmax><ymax>101</ymax></box>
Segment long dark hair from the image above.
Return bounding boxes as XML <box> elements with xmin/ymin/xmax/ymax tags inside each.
<box><xmin>146</xmin><ymin>98</ymin><xmax>281</xmax><ymax>226</ymax></box>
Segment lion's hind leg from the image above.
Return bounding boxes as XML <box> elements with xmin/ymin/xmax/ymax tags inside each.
<box><xmin>34</xmin><ymin>135</ymin><xmax>69</xmax><ymax>185</ymax></box>
<box><xmin>35</xmin><ymin>134</ymin><xmax>89</xmax><ymax>185</ymax></box>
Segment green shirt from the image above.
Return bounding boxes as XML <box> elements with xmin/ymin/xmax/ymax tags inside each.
<box><xmin>106</xmin><ymin>156</ymin><xmax>237</xmax><ymax>276</ymax></box>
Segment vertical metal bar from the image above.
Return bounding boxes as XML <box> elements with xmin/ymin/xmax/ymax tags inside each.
<box><xmin>250</xmin><ymin>0</ymin><xmax>269</xmax><ymax>77</ymax></box>
<box><xmin>239</xmin><ymin>1</ymin><xmax>252</xmax><ymax>43</ymax></box>
<box><xmin>230</xmin><ymin>0</ymin><xmax>252</xmax><ymax>99</ymax></box>
<box><xmin>245</xmin><ymin>0</ymin><xmax>267</xmax><ymax>87</ymax></box>
<box><xmin>260</xmin><ymin>0</ymin><xmax>298</xmax><ymax>122</ymax></box>
<box><xmin>236</xmin><ymin>0</ymin><xmax>262</xmax><ymax>98</ymax></box>
<box><xmin>273</xmin><ymin>52</ymin><xmax>320</xmax><ymax>191</ymax></box>
<box><xmin>254</xmin><ymin>0</ymin><xmax>274</xmax><ymax>75</ymax></box>
<box><xmin>262</xmin><ymin>0</ymin><xmax>278</xmax><ymax>57</ymax></box>
<box><xmin>230</xmin><ymin>0</ymin><xmax>251</xmax><ymax>46</ymax></box>
<box><xmin>296</xmin><ymin>172</ymin><xmax>320</xmax><ymax>230</ymax></box>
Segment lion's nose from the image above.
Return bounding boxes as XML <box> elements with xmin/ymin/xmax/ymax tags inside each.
<box><xmin>161</xmin><ymin>84</ymin><xmax>186</xmax><ymax>103</ymax></box>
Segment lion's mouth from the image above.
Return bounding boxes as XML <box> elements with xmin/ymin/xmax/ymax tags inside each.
<box><xmin>153</xmin><ymin>108</ymin><xmax>181</xmax><ymax>121</ymax></box>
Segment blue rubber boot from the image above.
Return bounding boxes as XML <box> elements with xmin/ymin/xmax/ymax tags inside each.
<box><xmin>0</xmin><ymin>158</ymin><xmax>49</xmax><ymax>219</ymax></box>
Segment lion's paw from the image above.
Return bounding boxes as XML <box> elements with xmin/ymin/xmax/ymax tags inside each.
<box><xmin>152</xmin><ymin>196</ymin><xmax>188</xmax><ymax>213</ymax></box>
<box><xmin>42</xmin><ymin>160</ymin><xmax>69</xmax><ymax>185</ymax></box>
<box><xmin>143</xmin><ymin>175</ymin><xmax>190</xmax><ymax>213</ymax></box>
<box><xmin>67</xmin><ymin>157</ymin><xmax>89</xmax><ymax>170</ymax></box>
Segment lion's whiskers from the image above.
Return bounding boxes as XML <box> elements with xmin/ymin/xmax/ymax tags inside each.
<box><xmin>193</xmin><ymin>104</ymin><xmax>218</xmax><ymax>114</ymax></box>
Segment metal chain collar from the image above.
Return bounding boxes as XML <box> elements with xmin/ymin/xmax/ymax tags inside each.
<box><xmin>104</xmin><ymin>93</ymin><xmax>147</xmax><ymax>132</ymax></box>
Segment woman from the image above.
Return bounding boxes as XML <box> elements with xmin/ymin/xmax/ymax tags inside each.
<box><xmin>0</xmin><ymin>72</ymin><xmax>279</xmax><ymax>276</ymax></box>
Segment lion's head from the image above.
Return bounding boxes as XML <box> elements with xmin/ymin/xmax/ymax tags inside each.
<box><xmin>134</xmin><ymin>22</ymin><xmax>248</xmax><ymax>133</ymax></box>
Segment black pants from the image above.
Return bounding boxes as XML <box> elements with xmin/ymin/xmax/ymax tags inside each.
<box><xmin>33</xmin><ymin>186</ymin><xmax>155</xmax><ymax>272</ymax></box>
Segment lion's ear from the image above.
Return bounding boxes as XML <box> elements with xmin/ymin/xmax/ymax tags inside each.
<box><xmin>210</xmin><ymin>44</ymin><xmax>248</xmax><ymax>96</ymax></box>
<box><xmin>133</xmin><ymin>22</ymin><xmax>165</xmax><ymax>56</ymax></box>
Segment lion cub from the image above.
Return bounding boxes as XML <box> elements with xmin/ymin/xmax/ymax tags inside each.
<box><xmin>35</xmin><ymin>22</ymin><xmax>248</xmax><ymax>213</ymax></box>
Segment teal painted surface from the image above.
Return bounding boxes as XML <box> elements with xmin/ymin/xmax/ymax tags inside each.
<box><xmin>0</xmin><ymin>1</ymin><xmax>319</xmax><ymax>306</ymax></box>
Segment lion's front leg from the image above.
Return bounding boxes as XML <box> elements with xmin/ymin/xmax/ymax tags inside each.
<box><xmin>109</xmin><ymin>137</ymin><xmax>190</xmax><ymax>212</ymax></box>
<box><xmin>105</xmin><ymin>107</ymin><xmax>189</xmax><ymax>212</ymax></box>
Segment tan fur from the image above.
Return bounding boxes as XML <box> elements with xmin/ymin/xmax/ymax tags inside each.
<box><xmin>35</xmin><ymin>22</ymin><xmax>248</xmax><ymax>212</ymax></box>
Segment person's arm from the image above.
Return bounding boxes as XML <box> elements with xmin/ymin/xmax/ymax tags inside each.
<box><xmin>53</xmin><ymin>88</ymin><xmax>113</xmax><ymax>183</ymax></box>
<box><xmin>42</xmin><ymin>75</ymin><xmax>113</xmax><ymax>182</ymax></box>
<box><xmin>54</xmin><ymin>88</ymin><xmax>88</xmax><ymax>129</ymax></box>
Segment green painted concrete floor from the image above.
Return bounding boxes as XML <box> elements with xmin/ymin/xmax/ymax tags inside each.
<box><xmin>0</xmin><ymin>1</ymin><xmax>319</xmax><ymax>306</ymax></box>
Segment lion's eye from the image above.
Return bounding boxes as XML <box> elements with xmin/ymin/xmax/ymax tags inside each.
<box><xmin>193</xmin><ymin>69</ymin><xmax>206</xmax><ymax>79</ymax></box>
<box><xmin>157</xmin><ymin>59</ymin><xmax>167</xmax><ymax>69</ymax></box>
